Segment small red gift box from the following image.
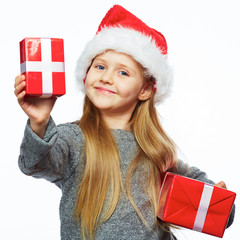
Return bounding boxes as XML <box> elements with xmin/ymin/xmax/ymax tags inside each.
<box><xmin>20</xmin><ymin>37</ymin><xmax>66</xmax><ymax>97</ymax></box>
<box><xmin>157</xmin><ymin>172</ymin><xmax>236</xmax><ymax>238</ymax></box>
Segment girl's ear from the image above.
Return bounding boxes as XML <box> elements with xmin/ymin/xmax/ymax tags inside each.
<box><xmin>138</xmin><ymin>82</ymin><xmax>154</xmax><ymax>101</ymax></box>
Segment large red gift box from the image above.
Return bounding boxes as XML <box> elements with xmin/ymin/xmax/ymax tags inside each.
<box><xmin>20</xmin><ymin>38</ymin><xmax>66</xmax><ymax>97</ymax></box>
<box><xmin>157</xmin><ymin>172</ymin><xmax>236</xmax><ymax>238</ymax></box>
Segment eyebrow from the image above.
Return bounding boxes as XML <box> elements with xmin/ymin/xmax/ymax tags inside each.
<box><xmin>93</xmin><ymin>56</ymin><xmax>137</xmax><ymax>74</ymax></box>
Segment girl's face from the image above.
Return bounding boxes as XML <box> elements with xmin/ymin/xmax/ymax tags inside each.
<box><xmin>85</xmin><ymin>50</ymin><xmax>151</xmax><ymax>119</ymax></box>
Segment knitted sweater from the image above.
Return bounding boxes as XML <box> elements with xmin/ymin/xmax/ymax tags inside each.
<box><xmin>18</xmin><ymin>117</ymin><xmax>235</xmax><ymax>240</ymax></box>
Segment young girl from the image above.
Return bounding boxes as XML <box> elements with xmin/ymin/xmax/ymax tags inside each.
<box><xmin>14</xmin><ymin>5</ymin><xmax>234</xmax><ymax>240</ymax></box>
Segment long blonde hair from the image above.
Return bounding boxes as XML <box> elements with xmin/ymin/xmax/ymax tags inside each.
<box><xmin>74</xmin><ymin>70</ymin><xmax>177</xmax><ymax>239</ymax></box>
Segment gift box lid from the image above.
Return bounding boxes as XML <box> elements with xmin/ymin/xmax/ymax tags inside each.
<box><xmin>20</xmin><ymin>37</ymin><xmax>64</xmax><ymax>63</ymax></box>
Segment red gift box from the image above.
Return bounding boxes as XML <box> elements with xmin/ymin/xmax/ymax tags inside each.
<box><xmin>20</xmin><ymin>37</ymin><xmax>66</xmax><ymax>97</ymax></box>
<box><xmin>157</xmin><ymin>172</ymin><xmax>236</xmax><ymax>238</ymax></box>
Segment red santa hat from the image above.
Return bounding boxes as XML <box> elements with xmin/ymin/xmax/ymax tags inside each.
<box><xmin>75</xmin><ymin>5</ymin><xmax>173</xmax><ymax>104</ymax></box>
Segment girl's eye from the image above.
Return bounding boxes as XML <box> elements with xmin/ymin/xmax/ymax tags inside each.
<box><xmin>119</xmin><ymin>70</ymin><xmax>129</xmax><ymax>76</ymax></box>
<box><xmin>96</xmin><ymin>65</ymin><xmax>105</xmax><ymax>70</ymax></box>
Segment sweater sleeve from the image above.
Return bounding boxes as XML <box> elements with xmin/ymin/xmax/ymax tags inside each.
<box><xmin>173</xmin><ymin>159</ymin><xmax>215</xmax><ymax>184</ymax></box>
<box><xmin>18</xmin><ymin>117</ymin><xmax>83</xmax><ymax>188</ymax></box>
<box><xmin>170</xmin><ymin>159</ymin><xmax>235</xmax><ymax>229</ymax></box>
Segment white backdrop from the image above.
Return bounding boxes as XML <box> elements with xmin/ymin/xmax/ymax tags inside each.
<box><xmin>0</xmin><ymin>0</ymin><xmax>239</xmax><ymax>239</ymax></box>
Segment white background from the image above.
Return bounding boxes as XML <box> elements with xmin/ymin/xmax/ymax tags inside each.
<box><xmin>0</xmin><ymin>0</ymin><xmax>239</xmax><ymax>239</ymax></box>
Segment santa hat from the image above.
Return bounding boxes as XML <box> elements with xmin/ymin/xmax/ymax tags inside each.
<box><xmin>75</xmin><ymin>5</ymin><xmax>173</xmax><ymax>104</ymax></box>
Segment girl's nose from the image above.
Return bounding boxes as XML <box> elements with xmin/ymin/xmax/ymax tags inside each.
<box><xmin>101</xmin><ymin>70</ymin><xmax>114</xmax><ymax>85</ymax></box>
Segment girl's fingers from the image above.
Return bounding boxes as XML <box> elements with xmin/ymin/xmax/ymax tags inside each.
<box><xmin>14</xmin><ymin>80</ymin><xmax>26</xmax><ymax>96</ymax></box>
<box><xmin>215</xmin><ymin>181</ymin><xmax>227</xmax><ymax>189</ymax></box>
<box><xmin>14</xmin><ymin>74</ymin><xmax>25</xmax><ymax>88</ymax></box>
<box><xmin>14</xmin><ymin>75</ymin><xmax>21</xmax><ymax>88</ymax></box>
<box><xmin>14</xmin><ymin>75</ymin><xmax>26</xmax><ymax>96</ymax></box>
<box><xmin>17</xmin><ymin>90</ymin><xmax>26</xmax><ymax>104</ymax></box>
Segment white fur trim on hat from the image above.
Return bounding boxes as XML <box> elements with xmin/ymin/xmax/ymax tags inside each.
<box><xmin>75</xmin><ymin>27</ymin><xmax>173</xmax><ymax>104</ymax></box>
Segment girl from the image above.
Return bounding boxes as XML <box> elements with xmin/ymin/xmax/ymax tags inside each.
<box><xmin>15</xmin><ymin>5</ymin><xmax>234</xmax><ymax>240</ymax></box>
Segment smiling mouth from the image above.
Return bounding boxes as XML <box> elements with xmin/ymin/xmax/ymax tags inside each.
<box><xmin>95</xmin><ymin>87</ymin><xmax>116</xmax><ymax>94</ymax></box>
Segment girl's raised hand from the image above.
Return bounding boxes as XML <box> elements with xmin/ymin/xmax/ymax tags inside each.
<box><xmin>14</xmin><ymin>74</ymin><xmax>57</xmax><ymax>138</ymax></box>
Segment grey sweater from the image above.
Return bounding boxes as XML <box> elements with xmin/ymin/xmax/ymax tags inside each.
<box><xmin>18</xmin><ymin>117</ymin><xmax>235</xmax><ymax>240</ymax></box>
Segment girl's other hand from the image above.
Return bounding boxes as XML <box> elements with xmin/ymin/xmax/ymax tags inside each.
<box><xmin>14</xmin><ymin>74</ymin><xmax>57</xmax><ymax>138</ymax></box>
<box><xmin>215</xmin><ymin>181</ymin><xmax>227</xmax><ymax>189</ymax></box>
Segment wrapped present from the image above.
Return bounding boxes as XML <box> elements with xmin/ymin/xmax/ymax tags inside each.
<box><xmin>157</xmin><ymin>172</ymin><xmax>236</xmax><ymax>238</ymax></box>
<box><xmin>20</xmin><ymin>37</ymin><xmax>66</xmax><ymax>97</ymax></box>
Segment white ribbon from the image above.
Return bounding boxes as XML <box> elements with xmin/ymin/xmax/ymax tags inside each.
<box><xmin>40</xmin><ymin>38</ymin><xmax>52</xmax><ymax>96</ymax></box>
<box><xmin>20</xmin><ymin>38</ymin><xmax>64</xmax><ymax>96</ymax></box>
<box><xmin>193</xmin><ymin>184</ymin><xmax>214</xmax><ymax>232</ymax></box>
<box><xmin>20</xmin><ymin>61</ymin><xmax>65</xmax><ymax>73</ymax></box>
